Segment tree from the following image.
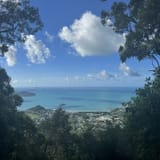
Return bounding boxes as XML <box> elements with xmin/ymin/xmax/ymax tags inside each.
<box><xmin>0</xmin><ymin>1</ymin><xmax>44</xmax><ymax>159</ymax></box>
<box><xmin>40</xmin><ymin>108</ymin><xmax>75</xmax><ymax>160</ymax></box>
<box><xmin>0</xmin><ymin>68</ymin><xmax>23</xmax><ymax>160</ymax></box>
<box><xmin>101</xmin><ymin>0</ymin><xmax>160</xmax><ymax>65</ymax></box>
<box><xmin>124</xmin><ymin>69</ymin><xmax>160</xmax><ymax>160</ymax></box>
<box><xmin>101</xmin><ymin>1</ymin><xmax>160</xmax><ymax>159</ymax></box>
<box><xmin>12</xmin><ymin>112</ymin><xmax>48</xmax><ymax>160</ymax></box>
<box><xmin>0</xmin><ymin>69</ymin><xmax>48</xmax><ymax>160</ymax></box>
<box><xmin>80</xmin><ymin>123</ymin><xmax>130</xmax><ymax>160</ymax></box>
<box><xmin>0</xmin><ymin>0</ymin><xmax>43</xmax><ymax>55</ymax></box>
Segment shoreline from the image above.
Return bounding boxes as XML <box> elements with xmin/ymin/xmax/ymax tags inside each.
<box><xmin>24</xmin><ymin>105</ymin><xmax>126</xmax><ymax>128</ymax></box>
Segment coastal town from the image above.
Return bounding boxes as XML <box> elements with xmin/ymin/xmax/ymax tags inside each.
<box><xmin>25</xmin><ymin>105</ymin><xmax>126</xmax><ymax>132</ymax></box>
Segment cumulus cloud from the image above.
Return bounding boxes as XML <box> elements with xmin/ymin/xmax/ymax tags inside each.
<box><xmin>87</xmin><ymin>70</ymin><xmax>116</xmax><ymax>80</ymax></box>
<box><xmin>45</xmin><ymin>31</ymin><xmax>54</xmax><ymax>42</ymax></box>
<box><xmin>4</xmin><ymin>46</ymin><xmax>17</xmax><ymax>66</ymax></box>
<box><xmin>96</xmin><ymin>70</ymin><xmax>116</xmax><ymax>80</ymax></box>
<box><xmin>59</xmin><ymin>11</ymin><xmax>125</xmax><ymax>57</ymax></box>
<box><xmin>24</xmin><ymin>35</ymin><xmax>51</xmax><ymax>64</ymax></box>
<box><xmin>119</xmin><ymin>63</ymin><xmax>140</xmax><ymax>77</ymax></box>
<box><xmin>64</xmin><ymin>70</ymin><xmax>116</xmax><ymax>83</ymax></box>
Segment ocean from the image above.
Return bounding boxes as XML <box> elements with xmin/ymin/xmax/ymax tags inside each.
<box><xmin>16</xmin><ymin>87</ymin><xmax>137</xmax><ymax>112</ymax></box>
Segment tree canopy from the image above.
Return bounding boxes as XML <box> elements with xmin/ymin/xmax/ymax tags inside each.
<box><xmin>0</xmin><ymin>68</ymin><xmax>48</xmax><ymax>160</ymax></box>
<box><xmin>0</xmin><ymin>1</ymin><xmax>45</xmax><ymax>159</ymax></box>
<box><xmin>101</xmin><ymin>1</ymin><xmax>160</xmax><ymax>159</ymax></box>
<box><xmin>101</xmin><ymin>0</ymin><xmax>160</xmax><ymax>65</ymax></box>
<box><xmin>0</xmin><ymin>0</ymin><xmax>43</xmax><ymax>55</ymax></box>
<box><xmin>124</xmin><ymin>68</ymin><xmax>160</xmax><ymax>160</ymax></box>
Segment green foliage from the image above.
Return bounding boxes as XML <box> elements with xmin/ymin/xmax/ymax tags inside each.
<box><xmin>0</xmin><ymin>68</ymin><xmax>48</xmax><ymax>160</ymax></box>
<box><xmin>39</xmin><ymin>108</ymin><xmax>130</xmax><ymax>160</ymax></box>
<box><xmin>102</xmin><ymin>1</ymin><xmax>160</xmax><ymax>159</ymax></box>
<box><xmin>0</xmin><ymin>0</ymin><xmax>46</xmax><ymax>159</ymax></box>
<box><xmin>96</xmin><ymin>124</ymin><xmax>129</xmax><ymax>160</ymax></box>
<box><xmin>101</xmin><ymin>0</ymin><xmax>160</xmax><ymax>64</ymax></box>
<box><xmin>10</xmin><ymin>112</ymin><xmax>48</xmax><ymax>160</ymax></box>
<box><xmin>40</xmin><ymin>108</ymin><xmax>76</xmax><ymax>160</ymax></box>
<box><xmin>77</xmin><ymin>124</ymin><xmax>128</xmax><ymax>160</ymax></box>
<box><xmin>0</xmin><ymin>0</ymin><xmax>43</xmax><ymax>55</ymax></box>
<box><xmin>124</xmin><ymin>68</ymin><xmax>160</xmax><ymax>160</ymax></box>
<box><xmin>0</xmin><ymin>68</ymin><xmax>22</xmax><ymax>159</ymax></box>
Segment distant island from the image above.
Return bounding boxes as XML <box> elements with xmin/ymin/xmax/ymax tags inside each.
<box><xmin>17</xmin><ymin>91</ymin><xmax>36</xmax><ymax>97</ymax></box>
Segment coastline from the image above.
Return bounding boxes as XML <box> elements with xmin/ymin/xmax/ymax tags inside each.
<box><xmin>24</xmin><ymin>105</ymin><xmax>126</xmax><ymax>131</ymax></box>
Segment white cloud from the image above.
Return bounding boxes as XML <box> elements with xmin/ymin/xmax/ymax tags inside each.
<box><xmin>11</xmin><ymin>79</ymin><xmax>18</xmax><ymax>85</ymax></box>
<box><xmin>87</xmin><ymin>70</ymin><xmax>116</xmax><ymax>80</ymax></box>
<box><xmin>24</xmin><ymin>35</ymin><xmax>51</xmax><ymax>64</ymax></box>
<box><xmin>96</xmin><ymin>70</ymin><xmax>116</xmax><ymax>80</ymax></box>
<box><xmin>96</xmin><ymin>70</ymin><xmax>109</xmax><ymax>80</ymax></box>
<box><xmin>119</xmin><ymin>63</ymin><xmax>140</xmax><ymax>77</ymax></box>
<box><xmin>25</xmin><ymin>79</ymin><xmax>34</xmax><ymax>84</ymax></box>
<box><xmin>59</xmin><ymin>11</ymin><xmax>125</xmax><ymax>57</ymax></box>
<box><xmin>4</xmin><ymin>46</ymin><xmax>17</xmax><ymax>66</ymax></box>
<box><xmin>45</xmin><ymin>31</ymin><xmax>54</xmax><ymax>42</ymax></box>
<box><xmin>63</xmin><ymin>70</ymin><xmax>115</xmax><ymax>83</ymax></box>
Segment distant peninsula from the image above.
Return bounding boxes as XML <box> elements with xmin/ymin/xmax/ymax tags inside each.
<box><xmin>17</xmin><ymin>91</ymin><xmax>36</xmax><ymax>97</ymax></box>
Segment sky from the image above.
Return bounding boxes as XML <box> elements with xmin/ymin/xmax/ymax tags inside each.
<box><xmin>0</xmin><ymin>0</ymin><xmax>153</xmax><ymax>87</ymax></box>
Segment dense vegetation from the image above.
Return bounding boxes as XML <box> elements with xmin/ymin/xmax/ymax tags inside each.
<box><xmin>0</xmin><ymin>68</ymin><xmax>47</xmax><ymax>160</ymax></box>
<box><xmin>101</xmin><ymin>0</ymin><xmax>160</xmax><ymax>64</ymax></box>
<box><xmin>0</xmin><ymin>0</ymin><xmax>42</xmax><ymax>55</ymax></box>
<box><xmin>0</xmin><ymin>0</ymin><xmax>160</xmax><ymax>159</ymax></box>
<box><xmin>1</xmin><ymin>67</ymin><xmax>160</xmax><ymax>160</ymax></box>
<box><xmin>124</xmin><ymin>69</ymin><xmax>160</xmax><ymax>160</ymax></box>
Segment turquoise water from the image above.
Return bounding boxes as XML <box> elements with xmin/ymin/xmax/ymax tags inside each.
<box><xmin>16</xmin><ymin>87</ymin><xmax>137</xmax><ymax>112</ymax></box>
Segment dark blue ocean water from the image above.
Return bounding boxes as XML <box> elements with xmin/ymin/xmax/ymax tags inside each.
<box><xmin>16</xmin><ymin>87</ymin><xmax>137</xmax><ymax>112</ymax></box>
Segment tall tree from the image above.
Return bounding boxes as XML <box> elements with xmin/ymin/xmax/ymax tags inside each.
<box><xmin>124</xmin><ymin>68</ymin><xmax>160</xmax><ymax>160</ymax></box>
<box><xmin>0</xmin><ymin>0</ymin><xmax>44</xmax><ymax>159</ymax></box>
<box><xmin>102</xmin><ymin>1</ymin><xmax>160</xmax><ymax>159</ymax></box>
<box><xmin>0</xmin><ymin>65</ymin><xmax>47</xmax><ymax>160</ymax></box>
<box><xmin>0</xmin><ymin>0</ymin><xmax>43</xmax><ymax>55</ymax></box>
<box><xmin>40</xmin><ymin>108</ymin><xmax>75</xmax><ymax>160</ymax></box>
<box><xmin>0</xmin><ymin>68</ymin><xmax>21</xmax><ymax>159</ymax></box>
<box><xmin>101</xmin><ymin>0</ymin><xmax>160</xmax><ymax>66</ymax></box>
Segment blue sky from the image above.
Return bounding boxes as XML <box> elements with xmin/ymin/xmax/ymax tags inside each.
<box><xmin>0</xmin><ymin>0</ymin><xmax>153</xmax><ymax>87</ymax></box>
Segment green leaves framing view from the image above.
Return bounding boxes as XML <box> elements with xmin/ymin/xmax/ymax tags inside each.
<box><xmin>0</xmin><ymin>0</ymin><xmax>160</xmax><ymax>160</ymax></box>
